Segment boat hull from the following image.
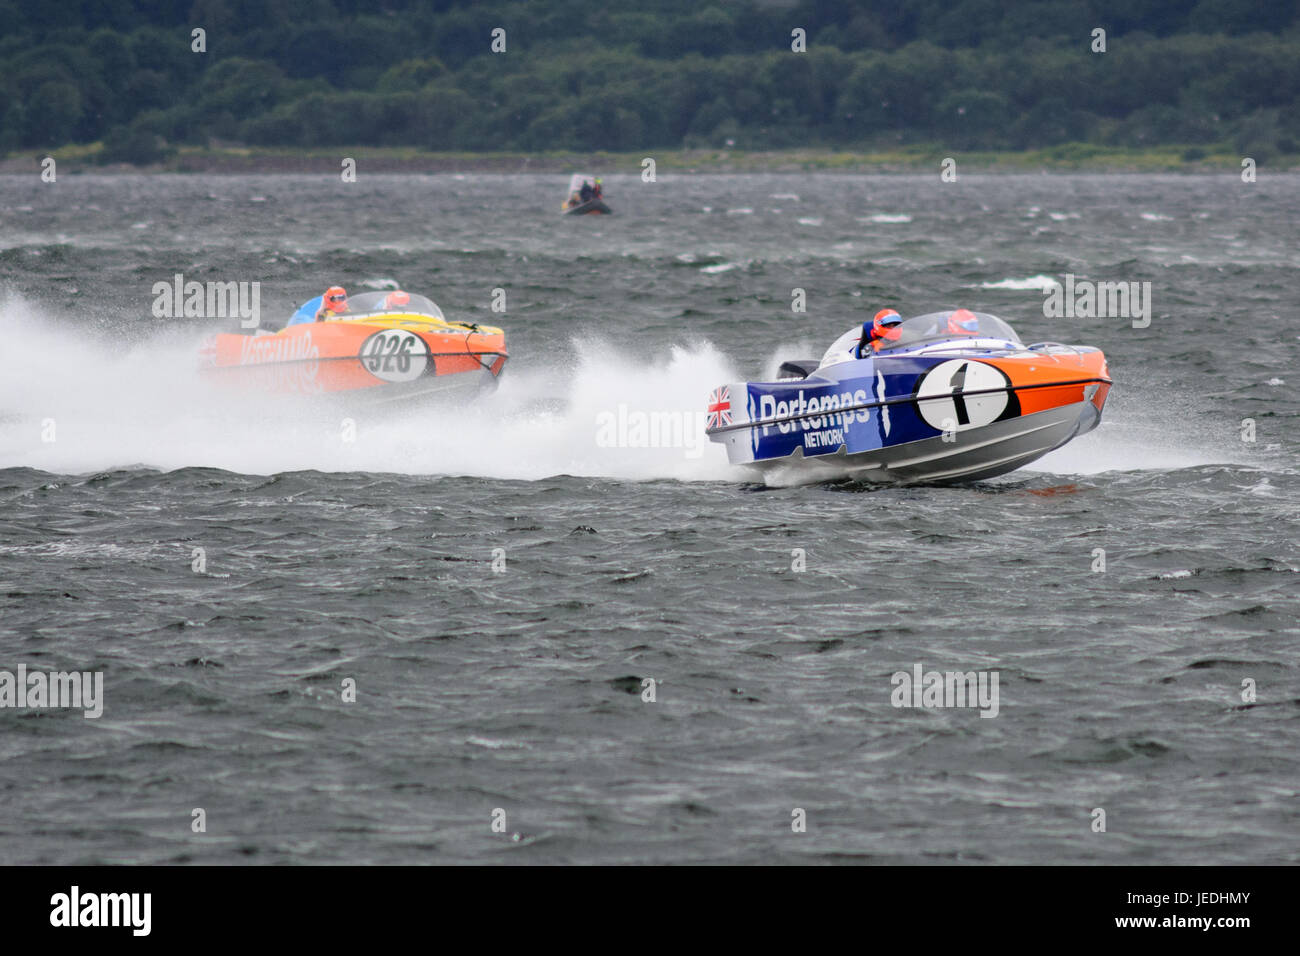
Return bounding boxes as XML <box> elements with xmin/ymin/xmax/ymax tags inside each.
<box><xmin>707</xmin><ymin>342</ymin><xmax>1110</xmax><ymax>484</ymax></box>
<box><xmin>198</xmin><ymin>312</ymin><xmax>507</xmax><ymax>403</ymax></box>
<box><xmin>742</xmin><ymin>400</ymin><xmax>1101</xmax><ymax>484</ymax></box>
<box><xmin>563</xmin><ymin>198</ymin><xmax>612</xmax><ymax>215</ymax></box>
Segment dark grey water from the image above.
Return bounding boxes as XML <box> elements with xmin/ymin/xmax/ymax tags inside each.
<box><xmin>0</xmin><ymin>173</ymin><xmax>1297</xmax><ymax>864</ymax></box>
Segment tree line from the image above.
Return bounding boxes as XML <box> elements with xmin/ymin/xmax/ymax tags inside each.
<box><xmin>3</xmin><ymin>0</ymin><xmax>1299</xmax><ymax>162</ymax></box>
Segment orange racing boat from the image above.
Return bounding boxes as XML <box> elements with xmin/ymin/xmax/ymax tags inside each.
<box><xmin>198</xmin><ymin>290</ymin><xmax>506</xmax><ymax>403</ymax></box>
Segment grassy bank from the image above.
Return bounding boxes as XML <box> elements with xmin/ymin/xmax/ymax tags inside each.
<box><xmin>1</xmin><ymin>142</ymin><xmax>1291</xmax><ymax>175</ymax></box>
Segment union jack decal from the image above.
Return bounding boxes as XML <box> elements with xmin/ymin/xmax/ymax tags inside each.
<box><xmin>706</xmin><ymin>386</ymin><xmax>732</xmax><ymax>429</ymax></box>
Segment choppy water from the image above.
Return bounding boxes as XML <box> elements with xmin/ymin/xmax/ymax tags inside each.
<box><xmin>0</xmin><ymin>173</ymin><xmax>1297</xmax><ymax>864</ymax></box>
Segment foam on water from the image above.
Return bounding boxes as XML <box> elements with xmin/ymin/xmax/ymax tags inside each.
<box><xmin>0</xmin><ymin>298</ymin><xmax>737</xmax><ymax>482</ymax></box>
<box><xmin>978</xmin><ymin>275</ymin><xmax>1061</xmax><ymax>291</ymax></box>
<box><xmin>1025</xmin><ymin>421</ymin><xmax>1235</xmax><ymax>476</ymax></box>
<box><xmin>0</xmin><ymin>297</ymin><xmax>1261</xmax><ymax>485</ymax></box>
<box><xmin>4</xmin><ymin>174</ymin><xmax>1300</xmax><ymax>866</ymax></box>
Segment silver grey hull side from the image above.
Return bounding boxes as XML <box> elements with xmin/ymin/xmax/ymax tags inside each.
<box><xmin>742</xmin><ymin>400</ymin><xmax>1102</xmax><ymax>485</ymax></box>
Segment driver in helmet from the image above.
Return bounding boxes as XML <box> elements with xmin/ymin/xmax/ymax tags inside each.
<box><xmin>382</xmin><ymin>290</ymin><xmax>411</xmax><ymax>310</ymax></box>
<box><xmin>858</xmin><ymin>308</ymin><xmax>904</xmax><ymax>355</ymax></box>
<box><xmin>946</xmin><ymin>308</ymin><xmax>980</xmax><ymax>335</ymax></box>
<box><xmin>315</xmin><ymin>286</ymin><xmax>349</xmax><ymax>322</ymax></box>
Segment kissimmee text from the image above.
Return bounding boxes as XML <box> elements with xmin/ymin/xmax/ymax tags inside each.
<box><xmin>0</xmin><ymin>666</ymin><xmax>103</xmax><ymax>718</ymax></box>
<box><xmin>238</xmin><ymin>329</ymin><xmax>320</xmax><ymax>367</ymax></box>
<box><xmin>50</xmin><ymin>886</ymin><xmax>151</xmax><ymax>936</ymax></box>
<box><xmin>758</xmin><ymin>388</ymin><xmax>871</xmax><ymax>434</ymax></box>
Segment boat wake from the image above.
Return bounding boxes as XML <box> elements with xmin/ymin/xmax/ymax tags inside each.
<box><xmin>1025</xmin><ymin>391</ymin><xmax>1253</xmax><ymax>477</ymax></box>
<box><xmin>0</xmin><ymin>298</ymin><xmax>1257</xmax><ymax>484</ymax></box>
<box><xmin>0</xmin><ymin>298</ymin><xmax>737</xmax><ymax>481</ymax></box>
<box><xmin>1027</xmin><ymin>426</ymin><xmax>1232</xmax><ymax>477</ymax></box>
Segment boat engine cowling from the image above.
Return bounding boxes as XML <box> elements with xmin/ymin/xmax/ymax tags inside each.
<box><xmin>777</xmin><ymin>358</ymin><xmax>819</xmax><ymax>380</ymax></box>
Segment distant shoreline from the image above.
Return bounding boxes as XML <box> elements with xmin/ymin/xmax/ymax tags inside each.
<box><xmin>2</xmin><ymin>143</ymin><xmax>1293</xmax><ymax>175</ymax></box>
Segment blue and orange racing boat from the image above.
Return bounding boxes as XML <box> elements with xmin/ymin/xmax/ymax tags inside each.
<box><xmin>705</xmin><ymin>310</ymin><xmax>1111</xmax><ymax>484</ymax></box>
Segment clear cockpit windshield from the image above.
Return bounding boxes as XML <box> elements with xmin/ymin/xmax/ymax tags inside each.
<box><xmin>345</xmin><ymin>291</ymin><xmax>445</xmax><ymax>321</ymax></box>
<box><xmin>568</xmin><ymin>173</ymin><xmax>594</xmax><ymax>194</ymax></box>
<box><xmin>876</xmin><ymin>311</ymin><xmax>1022</xmax><ymax>351</ymax></box>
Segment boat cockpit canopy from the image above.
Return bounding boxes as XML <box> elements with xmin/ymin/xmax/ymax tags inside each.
<box><xmin>876</xmin><ymin>311</ymin><xmax>1022</xmax><ymax>351</ymax></box>
<box><xmin>345</xmin><ymin>291</ymin><xmax>445</xmax><ymax>320</ymax></box>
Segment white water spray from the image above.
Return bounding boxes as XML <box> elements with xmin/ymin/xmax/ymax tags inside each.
<box><xmin>0</xmin><ymin>298</ymin><xmax>738</xmax><ymax>481</ymax></box>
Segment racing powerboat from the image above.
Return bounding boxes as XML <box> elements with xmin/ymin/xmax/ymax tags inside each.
<box><xmin>705</xmin><ymin>310</ymin><xmax>1110</xmax><ymax>483</ymax></box>
<box><xmin>562</xmin><ymin>173</ymin><xmax>611</xmax><ymax>215</ymax></box>
<box><xmin>198</xmin><ymin>290</ymin><xmax>506</xmax><ymax>403</ymax></box>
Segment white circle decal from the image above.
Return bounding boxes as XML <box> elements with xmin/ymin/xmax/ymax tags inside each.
<box><xmin>915</xmin><ymin>360</ymin><xmax>1009</xmax><ymax>431</ymax></box>
<box><xmin>359</xmin><ymin>329</ymin><xmax>429</xmax><ymax>383</ymax></box>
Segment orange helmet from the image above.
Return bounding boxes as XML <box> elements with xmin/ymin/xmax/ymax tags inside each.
<box><xmin>872</xmin><ymin>308</ymin><xmax>903</xmax><ymax>342</ymax></box>
<box><xmin>323</xmin><ymin>286</ymin><xmax>348</xmax><ymax>313</ymax></box>
<box><xmin>384</xmin><ymin>290</ymin><xmax>410</xmax><ymax>309</ymax></box>
<box><xmin>947</xmin><ymin>308</ymin><xmax>979</xmax><ymax>334</ymax></box>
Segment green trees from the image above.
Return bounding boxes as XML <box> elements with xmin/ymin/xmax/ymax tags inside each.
<box><xmin>28</xmin><ymin>82</ymin><xmax>84</xmax><ymax>147</ymax></box>
<box><xmin>100</xmin><ymin>120</ymin><xmax>174</xmax><ymax>165</ymax></box>
<box><xmin>2</xmin><ymin>0</ymin><xmax>1300</xmax><ymax>160</ymax></box>
<box><xmin>935</xmin><ymin>90</ymin><xmax>1012</xmax><ymax>150</ymax></box>
<box><xmin>838</xmin><ymin>42</ymin><xmax>958</xmax><ymax>133</ymax></box>
<box><xmin>376</xmin><ymin>58</ymin><xmax>449</xmax><ymax>93</ymax></box>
